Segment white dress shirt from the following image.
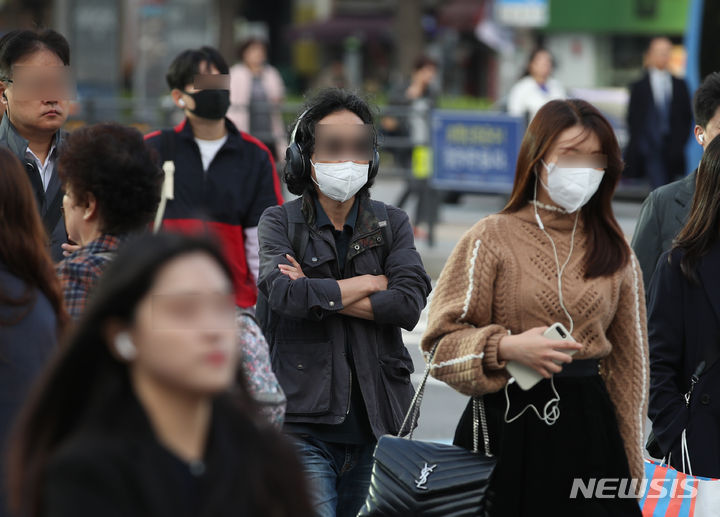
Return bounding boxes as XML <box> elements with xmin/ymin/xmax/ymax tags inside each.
<box><xmin>25</xmin><ymin>143</ymin><xmax>58</xmax><ymax>192</ymax></box>
<box><xmin>648</xmin><ymin>67</ymin><xmax>672</xmax><ymax>111</ymax></box>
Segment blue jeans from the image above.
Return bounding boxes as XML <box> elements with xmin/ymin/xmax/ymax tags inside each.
<box><xmin>291</xmin><ymin>434</ymin><xmax>375</xmax><ymax>517</ymax></box>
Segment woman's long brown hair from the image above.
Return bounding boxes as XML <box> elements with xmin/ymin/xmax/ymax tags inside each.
<box><xmin>673</xmin><ymin>135</ymin><xmax>720</xmax><ymax>281</ymax></box>
<box><xmin>502</xmin><ymin>99</ymin><xmax>630</xmax><ymax>278</ymax></box>
<box><xmin>0</xmin><ymin>146</ymin><xmax>68</xmax><ymax>331</ymax></box>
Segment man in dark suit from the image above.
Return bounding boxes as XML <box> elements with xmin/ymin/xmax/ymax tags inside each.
<box><xmin>625</xmin><ymin>37</ymin><xmax>693</xmax><ymax>190</ymax></box>
<box><xmin>0</xmin><ymin>29</ymin><xmax>71</xmax><ymax>262</ymax></box>
<box><xmin>632</xmin><ymin>72</ymin><xmax>720</xmax><ymax>287</ymax></box>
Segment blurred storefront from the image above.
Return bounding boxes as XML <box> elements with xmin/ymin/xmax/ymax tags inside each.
<box><xmin>544</xmin><ymin>0</ymin><xmax>689</xmax><ymax>89</ymax></box>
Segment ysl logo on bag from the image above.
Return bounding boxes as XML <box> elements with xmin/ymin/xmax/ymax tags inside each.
<box><xmin>414</xmin><ymin>462</ymin><xmax>437</xmax><ymax>490</ymax></box>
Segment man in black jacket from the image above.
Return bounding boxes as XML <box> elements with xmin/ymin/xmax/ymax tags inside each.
<box><xmin>632</xmin><ymin>72</ymin><xmax>720</xmax><ymax>287</ymax></box>
<box><xmin>258</xmin><ymin>90</ymin><xmax>431</xmax><ymax>517</ymax></box>
<box><xmin>625</xmin><ymin>37</ymin><xmax>693</xmax><ymax>189</ymax></box>
<box><xmin>0</xmin><ymin>29</ymin><xmax>72</xmax><ymax>262</ymax></box>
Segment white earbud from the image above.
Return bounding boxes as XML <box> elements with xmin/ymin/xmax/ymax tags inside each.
<box><xmin>534</xmin><ymin>212</ymin><xmax>545</xmax><ymax>231</ymax></box>
<box><xmin>113</xmin><ymin>332</ymin><xmax>137</xmax><ymax>361</ymax></box>
<box><xmin>700</xmin><ymin>133</ymin><xmax>705</xmax><ymax>144</ymax></box>
<box><xmin>178</xmin><ymin>98</ymin><xmax>186</xmax><ymax>108</ymax></box>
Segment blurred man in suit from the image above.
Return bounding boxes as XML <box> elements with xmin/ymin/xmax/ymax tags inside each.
<box><xmin>625</xmin><ymin>37</ymin><xmax>693</xmax><ymax>189</ymax></box>
<box><xmin>632</xmin><ymin>72</ymin><xmax>720</xmax><ymax>287</ymax></box>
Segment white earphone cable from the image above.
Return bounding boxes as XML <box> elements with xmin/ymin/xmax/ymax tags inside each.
<box><xmin>532</xmin><ymin>172</ymin><xmax>578</xmax><ymax>334</ymax></box>
<box><xmin>504</xmin><ymin>173</ymin><xmax>579</xmax><ymax>427</ymax></box>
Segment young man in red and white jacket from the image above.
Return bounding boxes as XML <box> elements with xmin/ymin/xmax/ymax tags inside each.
<box><xmin>145</xmin><ymin>46</ymin><xmax>283</xmax><ymax>308</ymax></box>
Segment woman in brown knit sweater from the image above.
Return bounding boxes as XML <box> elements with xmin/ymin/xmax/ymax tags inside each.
<box><xmin>421</xmin><ymin>99</ymin><xmax>647</xmax><ymax>516</ymax></box>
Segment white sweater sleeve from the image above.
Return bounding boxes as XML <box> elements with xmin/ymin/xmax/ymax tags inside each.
<box><xmin>244</xmin><ymin>226</ymin><xmax>260</xmax><ymax>282</ymax></box>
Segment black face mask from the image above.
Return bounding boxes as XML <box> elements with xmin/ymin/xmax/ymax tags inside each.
<box><xmin>182</xmin><ymin>89</ymin><xmax>230</xmax><ymax>120</ymax></box>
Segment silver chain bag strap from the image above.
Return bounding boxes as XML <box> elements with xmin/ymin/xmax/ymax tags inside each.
<box><xmin>358</xmin><ymin>343</ymin><xmax>497</xmax><ymax>516</ymax></box>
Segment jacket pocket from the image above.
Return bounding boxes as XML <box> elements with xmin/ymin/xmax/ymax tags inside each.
<box><xmin>272</xmin><ymin>339</ymin><xmax>332</xmax><ymax>416</ymax></box>
<box><xmin>378</xmin><ymin>353</ymin><xmax>416</xmax><ymax>434</ymax></box>
<box><xmin>300</xmin><ymin>242</ymin><xmax>336</xmax><ymax>278</ymax></box>
<box><xmin>380</xmin><ymin>355</ymin><xmax>413</xmax><ymax>385</ymax></box>
<box><xmin>350</xmin><ymin>247</ymin><xmax>384</xmax><ymax>276</ymax></box>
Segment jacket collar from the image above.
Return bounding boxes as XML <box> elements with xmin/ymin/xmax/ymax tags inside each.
<box><xmin>313</xmin><ymin>195</ymin><xmax>358</xmax><ymax>232</ymax></box>
<box><xmin>674</xmin><ymin>169</ymin><xmax>697</xmax><ymax>225</ymax></box>
<box><xmin>0</xmin><ymin>115</ymin><xmax>29</xmax><ymax>158</ymax></box>
<box><xmin>354</xmin><ymin>194</ymin><xmax>383</xmax><ymax>238</ymax></box>
<box><xmin>300</xmin><ymin>191</ymin><xmax>386</xmax><ymax>257</ymax></box>
<box><xmin>82</xmin><ymin>233</ymin><xmax>127</xmax><ymax>255</ymax></box>
<box><xmin>0</xmin><ymin>114</ymin><xmax>65</xmax><ymax>160</ymax></box>
<box><xmin>175</xmin><ymin>117</ymin><xmax>243</xmax><ymax>152</ymax></box>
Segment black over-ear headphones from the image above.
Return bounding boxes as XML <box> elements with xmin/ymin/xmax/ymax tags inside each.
<box><xmin>285</xmin><ymin>109</ymin><xmax>380</xmax><ymax>183</ymax></box>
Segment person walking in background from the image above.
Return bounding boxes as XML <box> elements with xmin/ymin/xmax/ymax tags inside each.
<box><xmin>647</xmin><ymin>135</ymin><xmax>720</xmax><ymax>479</ymax></box>
<box><xmin>384</xmin><ymin>56</ymin><xmax>440</xmax><ymax>223</ymax></box>
<box><xmin>625</xmin><ymin>37</ymin><xmax>693</xmax><ymax>189</ymax></box>
<box><xmin>0</xmin><ymin>147</ymin><xmax>68</xmax><ymax>517</ymax></box>
<box><xmin>507</xmin><ymin>48</ymin><xmax>566</xmax><ymax>125</ymax></box>
<box><xmin>0</xmin><ymin>29</ymin><xmax>73</xmax><ymax>262</ymax></box>
<box><xmin>145</xmin><ymin>46</ymin><xmax>283</xmax><ymax>310</ymax></box>
<box><xmin>56</xmin><ymin>123</ymin><xmax>162</xmax><ymax>321</ymax></box>
<box><xmin>421</xmin><ymin>99</ymin><xmax>647</xmax><ymax>515</ymax></box>
<box><xmin>632</xmin><ymin>72</ymin><xmax>720</xmax><ymax>287</ymax></box>
<box><xmin>228</xmin><ymin>38</ymin><xmax>287</xmax><ymax>162</ymax></box>
<box><xmin>258</xmin><ymin>89</ymin><xmax>432</xmax><ymax>517</ymax></box>
<box><xmin>6</xmin><ymin>233</ymin><xmax>313</xmax><ymax>517</ymax></box>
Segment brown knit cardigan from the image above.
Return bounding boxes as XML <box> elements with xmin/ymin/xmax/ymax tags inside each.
<box><xmin>420</xmin><ymin>202</ymin><xmax>649</xmax><ymax>482</ymax></box>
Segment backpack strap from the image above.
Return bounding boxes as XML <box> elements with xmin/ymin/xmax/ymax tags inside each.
<box><xmin>258</xmin><ymin>199</ymin><xmax>309</xmax><ymax>344</ymax></box>
<box><xmin>282</xmin><ymin>198</ymin><xmax>310</xmax><ymax>263</ymax></box>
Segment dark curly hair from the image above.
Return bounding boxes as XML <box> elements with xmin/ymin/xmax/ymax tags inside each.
<box><xmin>58</xmin><ymin>123</ymin><xmax>162</xmax><ymax>235</ymax></box>
<box><xmin>284</xmin><ymin>88</ymin><xmax>377</xmax><ymax>196</ymax></box>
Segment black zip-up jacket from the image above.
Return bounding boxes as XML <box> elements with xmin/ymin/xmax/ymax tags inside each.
<box><xmin>257</xmin><ymin>193</ymin><xmax>431</xmax><ymax>437</ymax></box>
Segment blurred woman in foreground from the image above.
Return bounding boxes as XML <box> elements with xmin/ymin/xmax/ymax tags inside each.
<box><xmin>7</xmin><ymin>233</ymin><xmax>312</xmax><ymax>517</ymax></box>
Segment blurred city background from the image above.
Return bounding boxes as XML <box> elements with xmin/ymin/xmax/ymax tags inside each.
<box><xmin>0</xmin><ymin>0</ymin><xmax>714</xmax><ymax>160</ymax></box>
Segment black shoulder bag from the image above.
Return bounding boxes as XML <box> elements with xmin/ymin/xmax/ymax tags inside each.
<box><xmin>358</xmin><ymin>344</ymin><xmax>496</xmax><ymax>517</ymax></box>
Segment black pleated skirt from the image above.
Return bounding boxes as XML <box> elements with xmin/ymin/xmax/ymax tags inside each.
<box><xmin>454</xmin><ymin>374</ymin><xmax>642</xmax><ymax>517</ymax></box>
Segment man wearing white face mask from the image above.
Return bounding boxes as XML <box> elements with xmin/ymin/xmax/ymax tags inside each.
<box><xmin>257</xmin><ymin>90</ymin><xmax>432</xmax><ymax>517</ymax></box>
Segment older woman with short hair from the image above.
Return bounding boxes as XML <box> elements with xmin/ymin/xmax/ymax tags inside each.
<box><xmin>56</xmin><ymin>123</ymin><xmax>162</xmax><ymax>320</ymax></box>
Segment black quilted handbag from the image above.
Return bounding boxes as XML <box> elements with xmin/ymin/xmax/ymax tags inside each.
<box><xmin>357</xmin><ymin>345</ymin><xmax>496</xmax><ymax>517</ymax></box>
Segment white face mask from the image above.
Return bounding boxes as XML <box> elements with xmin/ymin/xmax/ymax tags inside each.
<box><xmin>311</xmin><ymin>160</ymin><xmax>369</xmax><ymax>202</ymax></box>
<box><xmin>540</xmin><ymin>161</ymin><xmax>605</xmax><ymax>213</ymax></box>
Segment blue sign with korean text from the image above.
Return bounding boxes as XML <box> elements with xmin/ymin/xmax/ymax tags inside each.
<box><xmin>431</xmin><ymin>111</ymin><xmax>524</xmax><ymax>194</ymax></box>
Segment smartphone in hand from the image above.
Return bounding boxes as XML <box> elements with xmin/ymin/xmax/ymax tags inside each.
<box><xmin>505</xmin><ymin>323</ymin><xmax>577</xmax><ymax>391</ymax></box>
